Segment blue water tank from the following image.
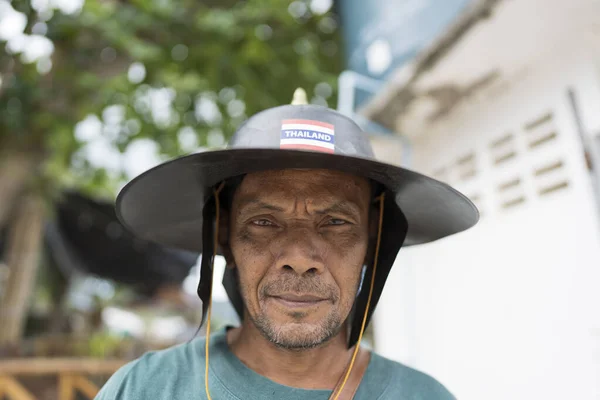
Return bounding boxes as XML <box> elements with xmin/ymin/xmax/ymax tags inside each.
<box><xmin>338</xmin><ymin>0</ymin><xmax>471</xmax><ymax>79</ymax></box>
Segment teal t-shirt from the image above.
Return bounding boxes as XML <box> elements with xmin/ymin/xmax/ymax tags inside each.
<box><xmin>96</xmin><ymin>329</ymin><xmax>455</xmax><ymax>399</ymax></box>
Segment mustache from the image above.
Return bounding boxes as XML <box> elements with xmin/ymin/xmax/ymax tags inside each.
<box><xmin>261</xmin><ymin>278</ymin><xmax>339</xmax><ymax>301</ymax></box>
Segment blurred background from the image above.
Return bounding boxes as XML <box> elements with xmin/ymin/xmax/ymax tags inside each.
<box><xmin>0</xmin><ymin>0</ymin><xmax>599</xmax><ymax>399</ymax></box>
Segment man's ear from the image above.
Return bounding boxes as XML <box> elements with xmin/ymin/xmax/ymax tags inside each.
<box><xmin>217</xmin><ymin>208</ymin><xmax>235</xmax><ymax>269</ymax></box>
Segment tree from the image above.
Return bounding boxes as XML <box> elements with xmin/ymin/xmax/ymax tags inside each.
<box><xmin>0</xmin><ymin>0</ymin><xmax>342</xmax><ymax>344</ymax></box>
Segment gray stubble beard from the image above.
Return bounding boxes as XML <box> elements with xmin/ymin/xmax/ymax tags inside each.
<box><xmin>251</xmin><ymin>309</ymin><xmax>343</xmax><ymax>350</ymax></box>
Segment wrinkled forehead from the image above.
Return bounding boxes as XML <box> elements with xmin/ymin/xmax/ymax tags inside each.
<box><xmin>226</xmin><ymin>169</ymin><xmax>373</xmax><ymax>211</ymax></box>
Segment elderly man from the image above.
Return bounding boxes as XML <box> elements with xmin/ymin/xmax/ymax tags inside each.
<box><xmin>96</xmin><ymin>92</ymin><xmax>478</xmax><ymax>399</ymax></box>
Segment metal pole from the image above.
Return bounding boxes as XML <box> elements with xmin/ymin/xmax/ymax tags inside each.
<box><xmin>336</xmin><ymin>70</ymin><xmax>413</xmax><ymax>168</ymax></box>
<box><xmin>567</xmin><ymin>88</ymin><xmax>600</xmax><ymax>216</ymax></box>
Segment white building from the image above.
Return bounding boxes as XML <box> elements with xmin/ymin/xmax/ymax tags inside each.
<box><xmin>361</xmin><ymin>1</ymin><xmax>600</xmax><ymax>399</ymax></box>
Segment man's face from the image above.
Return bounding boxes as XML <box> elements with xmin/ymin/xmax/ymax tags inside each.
<box><xmin>223</xmin><ymin>169</ymin><xmax>372</xmax><ymax>350</ymax></box>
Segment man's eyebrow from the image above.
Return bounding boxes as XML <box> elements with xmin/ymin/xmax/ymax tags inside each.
<box><xmin>237</xmin><ymin>199</ymin><xmax>285</xmax><ymax>213</ymax></box>
<box><xmin>237</xmin><ymin>199</ymin><xmax>361</xmax><ymax>217</ymax></box>
<box><xmin>316</xmin><ymin>201</ymin><xmax>361</xmax><ymax>217</ymax></box>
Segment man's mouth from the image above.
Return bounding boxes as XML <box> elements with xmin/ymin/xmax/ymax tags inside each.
<box><xmin>268</xmin><ymin>293</ymin><xmax>328</xmax><ymax>308</ymax></box>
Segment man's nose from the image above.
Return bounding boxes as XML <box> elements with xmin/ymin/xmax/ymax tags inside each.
<box><xmin>274</xmin><ymin>227</ymin><xmax>326</xmax><ymax>275</ymax></box>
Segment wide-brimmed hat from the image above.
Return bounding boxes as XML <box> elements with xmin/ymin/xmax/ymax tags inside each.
<box><xmin>116</xmin><ymin>101</ymin><xmax>478</xmax><ymax>347</ymax></box>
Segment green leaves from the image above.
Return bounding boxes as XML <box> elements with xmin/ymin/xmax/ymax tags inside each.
<box><xmin>1</xmin><ymin>0</ymin><xmax>342</xmax><ymax>197</ymax></box>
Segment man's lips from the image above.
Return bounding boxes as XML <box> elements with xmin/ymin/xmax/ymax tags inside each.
<box><xmin>268</xmin><ymin>293</ymin><xmax>329</xmax><ymax>308</ymax></box>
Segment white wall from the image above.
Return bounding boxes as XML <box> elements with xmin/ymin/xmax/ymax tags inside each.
<box><xmin>374</xmin><ymin>50</ymin><xmax>600</xmax><ymax>400</ymax></box>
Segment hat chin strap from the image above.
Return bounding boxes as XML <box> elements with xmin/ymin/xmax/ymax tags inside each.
<box><xmin>328</xmin><ymin>192</ymin><xmax>384</xmax><ymax>400</ymax></box>
<box><xmin>203</xmin><ymin>187</ymin><xmax>385</xmax><ymax>400</ymax></box>
<box><xmin>204</xmin><ymin>182</ymin><xmax>225</xmax><ymax>400</ymax></box>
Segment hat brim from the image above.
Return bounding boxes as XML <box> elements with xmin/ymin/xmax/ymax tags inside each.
<box><xmin>116</xmin><ymin>148</ymin><xmax>478</xmax><ymax>251</ymax></box>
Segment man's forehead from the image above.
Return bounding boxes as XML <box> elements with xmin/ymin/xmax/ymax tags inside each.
<box><xmin>232</xmin><ymin>169</ymin><xmax>372</xmax><ymax>208</ymax></box>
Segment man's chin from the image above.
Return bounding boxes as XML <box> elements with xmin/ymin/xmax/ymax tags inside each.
<box><xmin>255</xmin><ymin>319</ymin><xmax>341</xmax><ymax>350</ymax></box>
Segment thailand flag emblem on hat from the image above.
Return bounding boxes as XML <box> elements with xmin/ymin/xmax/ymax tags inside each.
<box><xmin>280</xmin><ymin>119</ymin><xmax>335</xmax><ymax>154</ymax></box>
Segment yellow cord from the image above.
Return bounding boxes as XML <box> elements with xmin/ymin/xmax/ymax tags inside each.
<box><xmin>205</xmin><ymin>182</ymin><xmax>225</xmax><ymax>400</ymax></box>
<box><xmin>331</xmin><ymin>192</ymin><xmax>385</xmax><ymax>400</ymax></box>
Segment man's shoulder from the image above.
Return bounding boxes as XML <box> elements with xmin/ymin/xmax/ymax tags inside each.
<box><xmin>122</xmin><ymin>336</ymin><xmax>204</xmax><ymax>374</ymax></box>
<box><xmin>95</xmin><ymin>338</ymin><xmax>205</xmax><ymax>399</ymax></box>
<box><xmin>138</xmin><ymin>337</ymin><xmax>205</xmax><ymax>368</ymax></box>
<box><xmin>367</xmin><ymin>352</ymin><xmax>456</xmax><ymax>400</ymax></box>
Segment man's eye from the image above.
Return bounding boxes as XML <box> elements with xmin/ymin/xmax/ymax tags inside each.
<box><xmin>252</xmin><ymin>219</ymin><xmax>275</xmax><ymax>226</ymax></box>
<box><xmin>326</xmin><ymin>218</ymin><xmax>348</xmax><ymax>226</ymax></box>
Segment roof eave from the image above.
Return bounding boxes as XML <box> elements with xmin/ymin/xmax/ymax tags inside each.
<box><xmin>359</xmin><ymin>0</ymin><xmax>505</xmax><ymax>130</ymax></box>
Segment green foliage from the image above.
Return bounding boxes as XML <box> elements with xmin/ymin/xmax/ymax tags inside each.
<box><xmin>88</xmin><ymin>331</ymin><xmax>126</xmax><ymax>358</ymax></box>
<box><xmin>0</xmin><ymin>0</ymin><xmax>342</xmax><ymax>197</ymax></box>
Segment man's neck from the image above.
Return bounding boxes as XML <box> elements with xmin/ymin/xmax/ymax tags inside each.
<box><xmin>225</xmin><ymin>322</ymin><xmax>353</xmax><ymax>390</ymax></box>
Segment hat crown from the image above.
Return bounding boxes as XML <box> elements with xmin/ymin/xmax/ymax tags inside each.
<box><xmin>227</xmin><ymin>105</ymin><xmax>376</xmax><ymax>159</ymax></box>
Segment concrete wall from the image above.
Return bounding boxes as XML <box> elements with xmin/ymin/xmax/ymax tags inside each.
<box><xmin>373</xmin><ymin>49</ymin><xmax>600</xmax><ymax>400</ymax></box>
